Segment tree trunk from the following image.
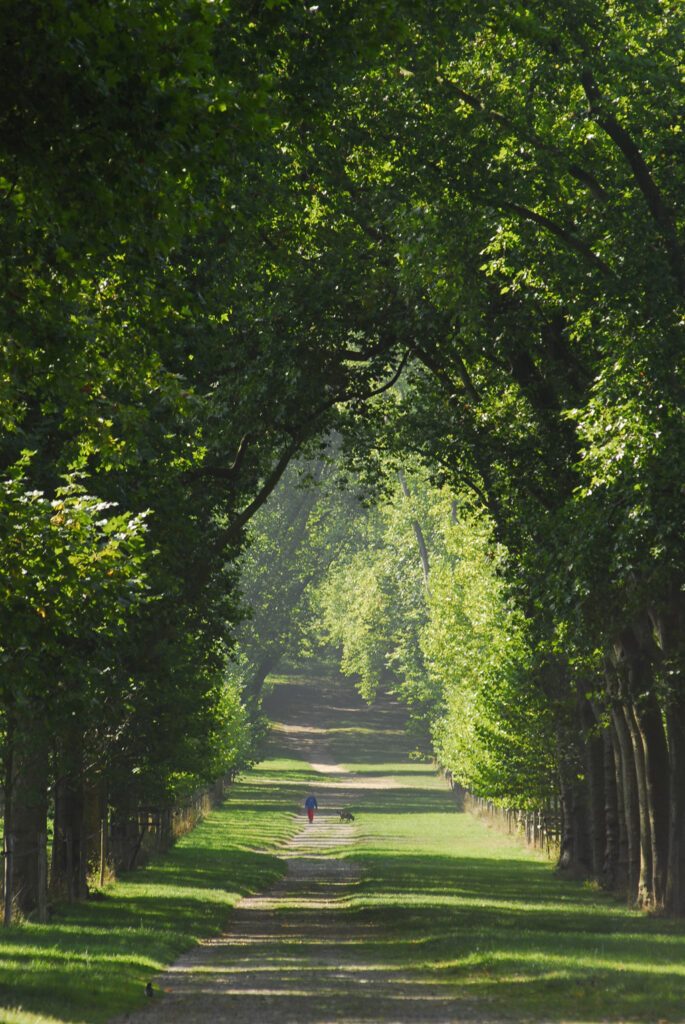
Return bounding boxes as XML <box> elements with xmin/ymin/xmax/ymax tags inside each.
<box><xmin>615</xmin><ymin>624</ymin><xmax>669</xmax><ymax>909</ymax></box>
<box><xmin>650</xmin><ymin>586</ymin><xmax>685</xmax><ymax>916</ymax></box>
<box><xmin>246</xmin><ymin>649</ymin><xmax>283</xmax><ymax>706</ymax></box>
<box><xmin>557</xmin><ymin>762</ymin><xmax>592</xmax><ymax>875</ymax></box>
<box><xmin>623</xmin><ymin>701</ymin><xmax>654</xmax><ymax>908</ymax></box>
<box><xmin>665</xmin><ymin>693</ymin><xmax>685</xmax><ymax>915</ymax></box>
<box><xmin>601</xmin><ymin>722</ymin><xmax>621</xmax><ymax>891</ymax></box>
<box><xmin>99</xmin><ymin>808</ymin><xmax>108</xmax><ymax>889</ymax></box>
<box><xmin>51</xmin><ymin>735</ymin><xmax>88</xmax><ymax>902</ymax></box>
<box><xmin>84</xmin><ymin>779</ymin><xmax>104</xmax><ymax>883</ymax></box>
<box><xmin>3</xmin><ymin>834</ymin><xmax>13</xmax><ymax>927</ymax></box>
<box><xmin>610</xmin><ymin>703</ymin><xmax>640</xmax><ymax>903</ymax></box>
<box><xmin>579</xmin><ymin>698</ymin><xmax>605</xmax><ymax>880</ymax></box>
<box><xmin>5</xmin><ymin>735</ymin><xmax>49</xmax><ymax>919</ymax></box>
<box><xmin>633</xmin><ymin>692</ymin><xmax>670</xmax><ymax>909</ymax></box>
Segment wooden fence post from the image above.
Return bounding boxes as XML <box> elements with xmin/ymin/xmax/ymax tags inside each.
<box><xmin>37</xmin><ymin>832</ymin><xmax>48</xmax><ymax>923</ymax></box>
<box><xmin>99</xmin><ymin>813</ymin><xmax>107</xmax><ymax>889</ymax></box>
<box><xmin>3</xmin><ymin>834</ymin><xmax>14</xmax><ymax>927</ymax></box>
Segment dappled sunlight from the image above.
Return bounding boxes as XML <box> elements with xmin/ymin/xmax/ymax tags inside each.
<box><xmin>104</xmin><ymin>672</ymin><xmax>685</xmax><ymax>1024</ymax></box>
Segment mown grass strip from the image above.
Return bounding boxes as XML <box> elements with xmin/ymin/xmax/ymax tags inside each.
<box><xmin>349</xmin><ymin>769</ymin><xmax>685</xmax><ymax>1022</ymax></box>
<box><xmin>0</xmin><ymin>758</ymin><xmax>305</xmax><ymax>1024</ymax></box>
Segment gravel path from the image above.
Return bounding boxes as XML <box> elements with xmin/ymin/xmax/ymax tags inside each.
<box><xmin>113</xmin><ymin>680</ymin><xmax>501</xmax><ymax>1024</ymax></box>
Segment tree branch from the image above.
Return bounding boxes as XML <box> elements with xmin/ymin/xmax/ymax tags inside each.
<box><xmin>187</xmin><ymin>433</ymin><xmax>251</xmax><ymax>483</ymax></box>
<box><xmin>580</xmin><ymin>69</ymin><xmax>684</xmax><ymax>293</ymax></box>
<box><xmin>361</xmin><ymin>348</ymin><xmax>411</xmax><ymax>399</ymax></box>
<box><xmin>222</xmin><ymin>349</ymin><xmax>408</xmax><ymax>540</ymax></box>
<box><xmin>442</xmin><ymin>78</ymin><xmax>609</xmax><ymax>202</ymax></box>
<box><xmin>224</xmin><ymin>436</ymin><xmax>303</xmax><ymax>543</ymax></box>
<box><xmin>502</xmin><ymin>201</ymin><xmax>613</xmax><ymax>275</ymax></box>
<box><xmin>415</xmin><ymin>342</ymin><xmax>480</xmax><ymax>405</ymax></box>
<box><xmin>397</xmin><ymin>469</ymin><xmax>431</xmax><ymax>591</ymax></box>
<box><xmin>414</xmin><ymin>348</ymin><xmax>554</xmax><ymax>514</ymax></box>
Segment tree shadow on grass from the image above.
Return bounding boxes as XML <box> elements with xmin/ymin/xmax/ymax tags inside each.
<box><xmin>0</xmin><ymin>798</ymin><xmax>296</xmax><ymax>1023</ymax></box>
<box><xmin>349</xmin><ymin>849</ymin><xmax>685</xmax><ymax>1022</ymax></box>
<box><xmin>0</xmin><ymin>842</ymin><xmax>288</xmax><ymax>1021</ymax></box>
<box><xmin>344</xmin><ymin>786</ymin><xmax>459</xmax><ymax>815</ymax></box>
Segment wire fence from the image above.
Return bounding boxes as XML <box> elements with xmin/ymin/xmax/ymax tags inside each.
<box><xmin>0</xmin><ymin>772</ymin><xmax>234</xmax><ymax>923</ymax></box>
<box><xmin>109</xmin><ymin>774</ymin><xmax>230</xmax><ymax>871</ymax></box>
<box><xmin>443</xmin><ymin>771</ymin><xmax>561</xmax><ymax>858</ymax></box>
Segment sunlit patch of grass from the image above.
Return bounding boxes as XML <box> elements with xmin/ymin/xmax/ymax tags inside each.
<box><xmin>8</xmin><ymin>668</ymin><xmax>685</xmax><ymax>1024</ymax></box>
<box><xmin>250</xmin><ymin>756</ymin><xmax>321</xmax><ymax>785</ymax></box>
<box><xmin>0</xmin><ymin>1010</ymin><xmax>70</xmax><ymax>1024</ymax></box>
<box><xmin>265</xmin><ymin>673</ymin><xmax>685</xmax><ymax>1021</ymax></box>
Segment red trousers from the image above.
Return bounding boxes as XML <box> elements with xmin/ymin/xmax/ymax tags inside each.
<box><xmin>307</xmin><ymin>808</ymin><xmax>315</xmax><ymax>822</ymax></box>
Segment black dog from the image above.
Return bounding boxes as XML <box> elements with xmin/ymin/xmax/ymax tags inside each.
<box><xmin>339</xmin><ymin>809</ymin><xmax>355</xmax><ymax>822</ymax></box>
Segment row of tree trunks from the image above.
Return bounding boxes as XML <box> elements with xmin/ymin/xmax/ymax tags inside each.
<box><xmin>600</xmin><ymin>722</ymin><xmax>620</xmax><ymax>892</ymax></box>
<box><xmin>612</xmin><ymin>621</ymin><xmax>671</xmax><ymax>911</ymax></box>
<box><xmin>580</xmin><ymin>698</ymin><xmax>605</xmax><ymax>880</ymax></box>
<box><xmin>655</xmin><ymin>585</ymin><xmax>685</xmax><ymax>917</ymax></box>
<box><xmin>665</xmin><ymin>693</ymin><xmax>685</xmax><ymax>915</ymax></box>
<box><xmin>51</xmin><ymin>766</ymin><xmax>91</xmax><ymax>903</ymax></box>
<box><xmin>2</xmin><ymin>735</ymin><xmax>233</xmax><ymax>923</ymax></box>
<box><xmin>559</xmin><ymin>589</ymin><xmax>684</xmax><ymax>914</ymax></box>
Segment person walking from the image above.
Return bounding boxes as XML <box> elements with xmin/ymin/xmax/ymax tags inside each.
<box><xmin>304</xmin><ymin>793</ymin><xmax>318</xmax><ymax>823</ymax></box>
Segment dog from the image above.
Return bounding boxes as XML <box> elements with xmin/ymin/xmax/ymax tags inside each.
<box><xmin>339</xmin><ymin>808</ymin><xmax>355</xmax><ymax>822</ymax></box>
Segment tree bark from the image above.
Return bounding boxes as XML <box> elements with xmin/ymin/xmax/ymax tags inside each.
<box><xmin>633</xmin><ymin>692</ymin><xmax>670</xmax><ymax>909</ymax></box>
<box><xmin>615</xmin><ymin>624</ymin><xmax>669</xmax><ymax>909</ymax></box>
<box><xmin>246</xmin><ymin>649</ymin><xmax>283</xmax><ymax>706</ymax></box>
<box><xmin>51</xmin><ymin>734</ymin><xmax>88</xmax><ymax>902</ymax></box>
<box><xmin>5</xmin><ymin>734</ymin><xmax>49</xmax><ymax>918</ymax></box>
<box><xmin>610</xmin><ymin>703</ymin><xmax>640</xmax><ymax>903</ymax></box>
<box><xmin>600</xmin><ymin>721</ymin><xmax>620</xmax><ymax>891</ymax></box>
<box><xmin>650</xmin><ymin>585</ymin><xmax>685</xmax><ymax>915</ymax></box>
<box><xmin>579</xmin><ymin>698</ymin><xmax>605</xmax><ymax>880</ymax></box>
<box><xmin>623</xmin><ymin>701</ymin><xmax>654</xmax><ymax>908</ymax></box>
<box><xmin>665</xmin><ymin>693</ymin><xmax>685</xmax><ymax>915</ymax></box>
<box><xmin>84</xmin><ymin>779</ymin><xmax>104</xmax><ymax>884</ymax></box>
<box><xmin>557</xmin><ymin>752</ymin><xmax>592</xmax><ymax>875</ymax></box>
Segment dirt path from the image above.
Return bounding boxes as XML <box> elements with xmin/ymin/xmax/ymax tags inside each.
<box><xmin>115</xmin><ymin>678</ymin><xmax>500</xmax><ymax>1023</ymax></box>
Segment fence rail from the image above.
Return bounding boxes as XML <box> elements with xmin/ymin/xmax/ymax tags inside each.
<box><xmin>0</xmin><ymin>772</ymin><xmax>234</xmax><ymax>923</ymax></box>
<box><xmin>443</xmin><ymin>772</ymin><xmax>561</xmax><ymax>858</ymax></box>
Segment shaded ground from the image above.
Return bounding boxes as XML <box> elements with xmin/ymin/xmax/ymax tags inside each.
<box><xmin>116</xmin><ymin>675</ymin><xmax>499</xmax><ymax>1023</ymax></box>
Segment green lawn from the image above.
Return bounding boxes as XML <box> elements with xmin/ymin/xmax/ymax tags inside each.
<box><xmin>0</xmin><ymin>760</ymin><xmax>303</xmax><ymax>1024</ymax></box>
<box><xmin>347</xmin><ymin>799</ymin><xmax>685</xmax><ymax>1021</ymax></box>
<box><xmin>267</xmin><ymin>673</ymin><xmax>685</xmax><ymax>1020</ymax></box>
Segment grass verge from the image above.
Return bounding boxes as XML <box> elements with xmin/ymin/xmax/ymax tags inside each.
<box><xmin>273</xmin><ymin>672</ymin><xmax>685</xmax><ymax>1021</ymax></box>
<box><xmin>266</xmin><ymin>672</ymin><xmax>685</xmax><ymax>1022</ymax></box>
<box><xmin>349</xmin><ymin>766</ymin><xmax>685</xmax><ymax>1022</ymax></box>
<box><xmin>0</xmin><ymin>757</ymin><xmax>303</xmax><ymax>1024</ymax></box>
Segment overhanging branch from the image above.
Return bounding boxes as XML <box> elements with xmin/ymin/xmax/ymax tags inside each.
<box><xmin>580</xmin><ymin>69</ymin><xmax>684</xmax><ymax>293</ymax></box>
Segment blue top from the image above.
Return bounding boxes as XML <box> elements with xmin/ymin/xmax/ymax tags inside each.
<box><xmin>304</xmin><ymin>795</ymin><xmax>318</xmax><ymax>809</ymax></box>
